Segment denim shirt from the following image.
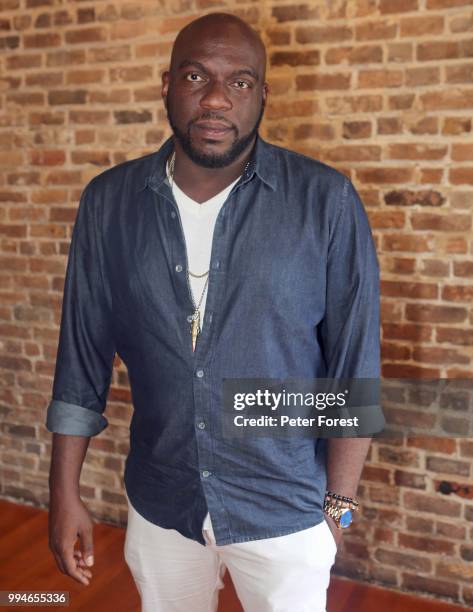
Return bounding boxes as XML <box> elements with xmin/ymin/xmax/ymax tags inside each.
<box><xmin>46</xmin><ymin>133</ymin><xmax>380</xmax><ymax>546</ymax></box>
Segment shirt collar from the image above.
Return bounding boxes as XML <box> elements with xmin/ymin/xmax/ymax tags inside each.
<box><xmin>136</xmin><ymin>132</ymin><xmax>277</xmax><ymax>194</ymax></box>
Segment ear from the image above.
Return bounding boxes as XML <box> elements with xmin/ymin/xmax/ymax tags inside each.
<box><xmin>161</xmin><ymin>70</ymin><xmax>170</xmax><ymax>108</ymax></box>
<box><xmin>262</xmin><ymin>81</ymin><xmax>269</xmax><ymax>104</ymax></box>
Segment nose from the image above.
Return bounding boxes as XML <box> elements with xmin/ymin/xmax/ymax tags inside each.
<box><xmin>199</xmin><ymin>80</ymin><xmax>232</xmax><ymax>112</ymax></box>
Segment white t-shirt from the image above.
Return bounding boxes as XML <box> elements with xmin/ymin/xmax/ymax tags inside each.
<box><xmin>166</xmin><ymin>160</ymin><xmax>240</xmax><ymax>328</ymax></box>
<box><xmin>166</xmin><ymin>161</ymin><xmax>242</xmax><ymax>533</ymax></box>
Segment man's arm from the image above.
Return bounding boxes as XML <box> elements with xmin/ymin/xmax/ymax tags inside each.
<box><xmin>46</xmin><ymin>180</ymin><xmax>116</xmax><ymax>585</ymax></box>
<box><xmin>49</xmin><ymin>434</ymin><xmax>94</xmax><ymax>585</ymax></box>
<box><xmin>319</xmin><ymin>177</ymin><xmax>380</xmax><ymax>544</ymax></box>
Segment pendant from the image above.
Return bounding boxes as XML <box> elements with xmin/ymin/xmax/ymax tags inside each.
<box><xmin>191</xmin><ymin>310</ymin><xmax>201</xmax><ymax>352</ymax></box>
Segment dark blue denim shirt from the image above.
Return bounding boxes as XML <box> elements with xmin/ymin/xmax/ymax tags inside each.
<box><xmin>46</xmin><ymin>133</ymin><xmax>380</xmax><ymax>546</ymax></box>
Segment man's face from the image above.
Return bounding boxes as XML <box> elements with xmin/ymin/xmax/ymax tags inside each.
<box><xmin>162</xmin><ymin>31</ymin><xmax>268</xmax><ymax>168</ymax></box>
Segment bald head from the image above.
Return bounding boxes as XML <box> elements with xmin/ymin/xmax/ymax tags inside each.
<box><xmin>169</xmin><ymin>12</ymin><xmax>266</xmax><ymax>82</ymax></box>
<box><xmin>161</xmin><ymin>11</ymin><xmax>269</xmax><ymax>169</ymax></box>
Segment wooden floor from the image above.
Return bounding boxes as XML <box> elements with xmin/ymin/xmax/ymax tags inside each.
<box><xmin>0</xmin><ymin>500</ymin><xmax>467</xmax><ymax>611</ymax></box>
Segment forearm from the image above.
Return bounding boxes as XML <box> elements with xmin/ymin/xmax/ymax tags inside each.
<box><xmin>49</xmin><ymin>433</ymin><xmax>91</xmax><ymax>500</ymax></box>
<box><xmin>325</xmin><ymin>437</ymin><xmax>372</xmax><ymax>497</ymax></box>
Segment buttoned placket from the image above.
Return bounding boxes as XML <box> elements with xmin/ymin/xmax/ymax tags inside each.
<box><xmin>147</xmin><ymin>169</ymin><xmax>255</xmax><ymax>542</ymax></box>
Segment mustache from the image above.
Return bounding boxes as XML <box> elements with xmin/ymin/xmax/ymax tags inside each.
<box><xmin>189</xmin><ymin>115</ymin><xmax>236</xmax><ymax>131</ymax></box>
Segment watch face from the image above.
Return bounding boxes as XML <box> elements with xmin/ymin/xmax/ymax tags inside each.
<box><xmin>339</xmin><ymin>509</ymin><xmax>353</xmax><ymax>528</ymax></box>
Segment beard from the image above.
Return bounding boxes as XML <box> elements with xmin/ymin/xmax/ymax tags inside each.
<box><xmin>166</xmin><ymin>98</ymin><xmax>265</xmax><ymax>169</ymax></box>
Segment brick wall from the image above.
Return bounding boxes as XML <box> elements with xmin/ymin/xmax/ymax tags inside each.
<box><xmin>0</xmin><ymin>0</ymin><xmax>472</xmax><ymax>606</ymax></box>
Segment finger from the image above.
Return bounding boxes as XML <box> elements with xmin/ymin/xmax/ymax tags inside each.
<box><xmin>78</xmin><ymin>526</ymin><xmax>94</xmax><ymax>568</ymax></box>
<box><xmin>62</xmin><ymin>546</ymin><xmax>90</xmax><ymax>585</ymax></box>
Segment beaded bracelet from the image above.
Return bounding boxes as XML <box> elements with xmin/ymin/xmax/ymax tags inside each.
<box><xmin>325</xmin><ymin>490</ymin><xmax>359</xmax><ymax>509</ymax></box>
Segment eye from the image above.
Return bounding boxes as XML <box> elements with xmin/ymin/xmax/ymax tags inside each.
<box><xmin>234</xmin><ymin>80</ymin><xmax>250</xmax><ymax>89</ymax></box>
<box><xmin>186</xmin><ymin>73</ymin><xmax>204</xmax><ymax>82</ymax></box>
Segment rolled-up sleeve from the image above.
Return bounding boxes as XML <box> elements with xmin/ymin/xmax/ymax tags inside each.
<box><xmin>319</xmin><ymin>178</ymin><xmax>380</xmax><ymax>379</ymax></box>
<box><xmin>46</xmin><ymin>180</ymin><xmax>116</xmax><ymax>437</ymax></box>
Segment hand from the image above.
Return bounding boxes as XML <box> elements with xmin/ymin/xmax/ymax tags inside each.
<box><xmin>324</xmin><ymin>514</ymin><xmax>343</xmax><ymax>549</ymax></box>
<box><xmin>48</xmin><ymin>494</ymin><xmax>95</xmax><ymax>586</ymax></box>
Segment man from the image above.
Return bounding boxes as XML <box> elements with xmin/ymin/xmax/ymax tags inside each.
<box><xmin>46</xmin><ymin>11</ymin><xmax>380</xmax><ymax>612</ymax></box>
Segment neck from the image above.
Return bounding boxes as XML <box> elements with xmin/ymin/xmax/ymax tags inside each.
<box><xmin>169</xmin><ymin>135</ymin><xmax>256</xmax><ymax>204</ymax></box>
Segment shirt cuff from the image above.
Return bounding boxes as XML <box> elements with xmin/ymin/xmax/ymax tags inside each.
<box><xmin>46</xmin><ymin>399</ymin><xmax>108</xmax><ymax>437</ymax></box>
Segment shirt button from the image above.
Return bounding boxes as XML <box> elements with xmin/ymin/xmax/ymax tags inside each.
<box><xmin>196</xmin><ymin>369</ymin><xmax>204</xmax><ymax>378</ymax></box>
<box><xmin>175</xmin><ymin>264</ymin><xmax>183</xmax><ymax>272</ymax></box>
<box><xmin>197</xmin><ymin>422</ymin><xmax>206</xmax><ymax>429</ymax></box>
<box><xmin>213</xmin><ymin>261</ymin><xmax>220</xmax><ymax>270</ymax></box>
<box><xmin>170</xmin><ymin>211</ymin><xmax>176</xmax><ymax>219</ymax></box>
<box><xmin>187</xmin><ymin>314</ymin><xmax>194</xmax><ymax>323</ymax></box>
<box><xmin>202</xmin><ymin>470</ymin><xmax>211</xmax><ymax>478</ymax></box>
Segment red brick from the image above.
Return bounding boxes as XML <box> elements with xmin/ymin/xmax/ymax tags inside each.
<box><xmin>426</xmin><ymin>456</ymin><xmax>471</xmax><ymax>476</ymax></box>
<box><xmin>411</xmin><ymin>212</ymin><xmax>471</xmax><ymax>231</ymax></box>
<box><xmin>271</xmin><ymin>4</ymin><xmax>319</xmax><ymax>22</ymax></box>
<box><xmin>71</xmin><ymin>151</ymin><xmax>110</xmax><ymax>166</ymax></box>
<box><xmin>421</xmin><ymin>259</ymin><xmax>450</xmax><ymax>278</ymax></box>
<box><xmin>402</xmin><ymin>573</ymin><xmax>459</xmax><ymax>601</ymax></box>
<box><xmin>437</xmin><ymin>327</ymin><xmax>473</xmax><ymax>346</ymax></box>
<box><xmin>404</xmin><ymin>491</ymin><xmax>462</xmax><ymax>517</ymax></box>
<box><xmin>417</xmin><ymin>41</ymin><xmax>460</xmax><ymax>61</ymax></box>
<box><xmin>378</xmin><ymin>446</ymin><xmax>420</xmax><ymax>467</ymax></box>
<box><xmin>295</xmin><ymin>25</ymin><xmax>352</xmax><ymax>44</ymax></box>
<box><xmin>413</xmin><ymin>346</ymin><xmax>470</xmax><ymax>365</ymax></box>
<box><xmin>400</xmin><ymin>534</ymin><xmax>455</xmax><ymax>556</ymax></box>
<box><xmin>449</xmin><ymin>168</ymin><xmax>473</xmax><ymax>184</ymax></box>
<box><xmin>369</xmin><ymin>211</ymin><xmax>405</xmax><ymax>229</ymax></box>
<box><xmin>325</xmin><ymin>95</ymin><xmax>382</xmax><ymax>114</ymax></box>
<box><xmin>325</xmin><ymin>45</ymin><xmax>383</xmax><ymax>65</ymax></box>
<box><xmin>446</xmin><ymin>63</ymin><xmax>473</xmax><ymax>84</ymax></box>
<box><xmin>420</xmin><ymin>169</ymin><xmax>443</xmax><ymax>183</ymax></box>
<box><xmin>388</xmin><ymin>143</ymin><xmax>447</xmax><ymax>160</ymax></box>
<box><xmin>405</xmin><ymin>67</ymin><xmax>440</xmax><ymax>86</ymax></box>
<box><xmin>342</xmin><ymin>121</ymin><xmax>372</xmax><ymax>139</ymax></box>
<box><xmin>266</xmin><ymin>99</ymin><xmax>318</xmax><ymax>120</ymax></box>
<box><xmin>427</xmin><ymin>0</ymin><xmax>471</xmax><ymax>7</ymax></box>
<box><xmin>266</xmin><ymin>29</ymin><xmax>290</xmax><ymax>46</ymax></box>
<box><xmin>270</xmin><ymin>50</ymin><xmax>320</xmax><ymax>67</ymax></box>
<box><xmin>383</xmin><ymin>363</ymin><xmax>440</xmax><ymax>378</ymax></box>
<box><xmin>400</xmin><ymin>16</ymin><xmax>444</xmax><ymax>36</ymax></box>
<box><xmin>355</xmin><ymin>21</ymin><xmax>397</xmax><ymax>40</ymax></box>
<box><xmin>325</xmin><ymin>145</ymin><xmax>380</xmax><ymax>162</ymax></box>
<box><xmin>406</xmin><ymin>304</ymin><xmax>466</xmax><ymax>323</ymax></box>
<box><xmin>452</xmin><ymin>143</ymin><xmax>473</xmax><ymax>161</ymax></box>
<box><xmin>296</xmin><ymin>73</ymin><xmax>351</xmax><ymax>90</ymax></box>
<box><xmin>437</xmin><ymin>522</ymin><xmax>466</xmax><ymax>540</ymax></box>
<box><xmin>24</xmin><ymin>32</ymin><xmax>61</xmax><ymax>48</ymax></box>
<box><xmin>388</xmin><ymin>256</ymin><xmax>416</xmax><ymax>274</ymax></box>
<box><xmin>358</xmin><ymin>70</ymin><xmax>403</xmax><ymax>88</ymax></box>
<box><xmin>406</xmin><ymin>515</ymin><xmax>434</xmax><ymax>533</ymax></box>
<box><xmin>389</xmin><ymin>94</ymin><xmax>415</xmax><ymax>110</ymax></box>
<box><xmin>382</xmin><ymin>234</ymin><xmax>432</xmax><ymax>252</ymax></box>
<box><xmin>380</xmin><ymin>0</ymin><xmax>418</xmax><ymax>12</ymax></box>
<box><xmin>28</xmin><ymin>150</ymin><xmax>65</xmax><ymax>166</ymax></box>
<box><xmin>377</xmin><ymin>117</ymin><xmax>402</xmax><ymax>135</ymax></box>
<box><xmin>362</xmin><ymin>465</ymin><xmax>392</xmax><ymax>484</ymax></box>
<box><xmin>442</xmin><ymin>117</ymin><xmax>472</xmax><ymax>136</ymax></box>
<box><xmin>65</xmin><ymin>27</ymin><xmax>107</xmax><ymax>45</ymax></box>
<box><xmin>421</xmin><ymin>89</ymin><xmax>473</xmax><ymax>110</ymax></box>
<box><xmin>357</xmin><ymin>167</ymin><xmax>413</xmax><ymax>184</ymax></box>
<box><xmin>388</xmin><ymin>42</ymin><xmax>413</xmax><ymax>62</ymax></box>
<box><xmin>394</xmin><ymin>470</ymin><xmax>426</xmax><ymax>489</ymax></box>
<box><xmin>381</xmin><ymin>341</ymin><xmax>411</xmax><ymax>359</ymax></box>
<box><xmin>293</xmin><ymin>123</ymin><xmax>335</xmax><ymax>140</ymax></box>
<box><xmin>382</xmin><ymin>280</ymin><xmax>438</xmax><ymax>299</ymax></box>
<box><xmin>442</xmin><ymin>285</ymin><xmax>473</xmax><ymax>302</ymax></box>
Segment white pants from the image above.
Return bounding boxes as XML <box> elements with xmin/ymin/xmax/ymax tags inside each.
<box><xmin>124</xmin><ymin>494</ymin><xmax>337</xmax><ymax>612</ymax></box>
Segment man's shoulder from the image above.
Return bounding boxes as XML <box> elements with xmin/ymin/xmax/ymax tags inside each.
<box><xmin>84</xmin><ymin>148</ymin><xmax>162</xmax><ymax>198</ymax></box>
<box><xmin>264</xmin><ymin>138</ymin><xmax>348</xmax><ymax>188</ymax></box>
